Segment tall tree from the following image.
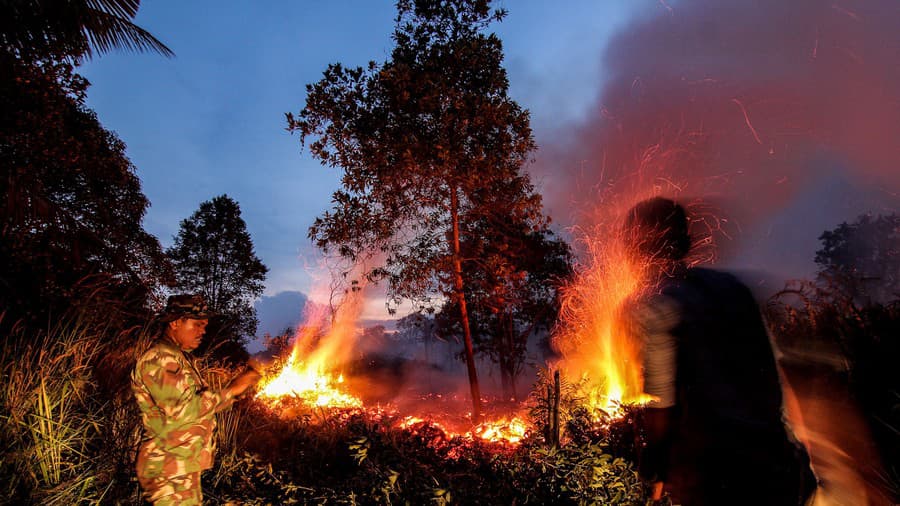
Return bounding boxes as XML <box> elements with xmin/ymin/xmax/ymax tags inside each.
<box><xmin>1</xmin><ymin>0</ymin><xmax>173</xmax><ymax>61</ymax></box>
<box><xmin>463</xmin><ymin>217</ymin><xmax>572</xmax><ymax>399</ymax></box>
<box><xmin>815</xmin><ymin>213</ymin><xmax>900</xmax><ymax>305</ymax></box>
<box><xmin>0</xmin><ymin>55</ymin><xmax>173</xmax><ymax>324</ymax></box>
<box><xmin>167</xmin><ymin>195</ymin><xmax>268</xmax><ymax>347</ymax></box>
<box><xmin>0</xmin><ymin>0</ymin><xmax>173</xmax><ymax>327</ymax></box>
<box><xmin>436</xmin><ymin>178</ymin><xmax>573</xmax><ymax>401</ymax></box>
<box><xmin>290</xmin><ymin>0</ymin><xmax>535</xmax><ymax>421</ymax></box>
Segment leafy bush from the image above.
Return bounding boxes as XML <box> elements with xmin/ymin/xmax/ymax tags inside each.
<box><xmin>202</xmin><ymin>398</ymin><xmax>649</xmax><ymax>505</ymax></box>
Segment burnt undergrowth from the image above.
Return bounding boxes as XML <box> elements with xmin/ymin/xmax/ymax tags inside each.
<box><xmin>205</xmin><ymin>392</ymin><xmax>649</xmax><ymax>505</ymax></box>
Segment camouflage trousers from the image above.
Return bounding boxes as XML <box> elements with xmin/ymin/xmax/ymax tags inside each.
<box><xmin>138</xmin><ymin>471</ymin><xmax>203</xmax><ymax>505</ymax></box>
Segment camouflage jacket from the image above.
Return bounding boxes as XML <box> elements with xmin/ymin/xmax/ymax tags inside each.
<box><xmin>132</xmin><ymin>337</ymin><xmax>235</xmax><ymax>479</ymax></box>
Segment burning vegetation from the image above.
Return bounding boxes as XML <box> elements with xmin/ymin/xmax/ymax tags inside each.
<box><xmin>248</xmin><ymin>233</ymin><xmax>660</xmax><ymax>448</ymax></box>
<box><xmin>256</xmin><ymin>295</ymin><xmax>364</xmax><ymax>410</ymax></box>
<box><xmin>250</xmin><ymin>283</ymin><xmax>546</xmax><ymax>446</ymax></box>
<box><xmin>554</xmin><ymin>221</ymin><xmax>653</xmax><ymax>418</ymax></box>
<box><xmin>208</xmin><ymin>264</ymin><xmax>655</xmax><ymax>503</ymax></box>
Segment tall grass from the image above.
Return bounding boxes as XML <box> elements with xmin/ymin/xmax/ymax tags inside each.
<box><xmin>205</xmin><ymin>361</ymin><xmax>252</xmax><ymax>489</ymax></box>
<box><xmin>0</xmin><ymin>311</ymin><xmax>154</xmax><ymax>504</ymax></box>
<box><xmin>1</xmin><ymin>314</ymin><xmax>103</xmax><ymax>503</ymax></box>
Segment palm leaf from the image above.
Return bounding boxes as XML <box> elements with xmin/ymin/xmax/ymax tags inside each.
<box><xmin>80</xmin><ymin>7</ymin><xmax>174</xmax><ymax>58</ymax></box>
<box><xmin>0</xmin><ymin>0</ymin><xmax>173</xmax><ymax>59</ymax></box>
<box><xmin>85</xmin><ymin>0</ymin><xmax>140</xmax><ymax>20</ymax></box>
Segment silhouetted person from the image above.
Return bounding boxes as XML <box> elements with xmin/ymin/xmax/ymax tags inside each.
<box><xmin>624</xmin><ymin>197</ymin><xmax>814</xmax><ymax>505</ymax></box>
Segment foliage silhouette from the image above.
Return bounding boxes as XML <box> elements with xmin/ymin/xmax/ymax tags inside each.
<box><xmin>815</xmin><ymin>213</ymin><xmax>900</xmax><ymax>305</ymax></box>
<box><xmin>1</xmin><ymin>0</ymin><xmax>173</xmax><ymax>61</ymax></box>
<box><xmin>168</xmin><ymin>194</ymin><xmax>268</xmax><ymax>362</ymax></box>
<box><xmin>0</xmin><ymin>55</ymin><xmax>173</xmax><ymax>327</ymax></box>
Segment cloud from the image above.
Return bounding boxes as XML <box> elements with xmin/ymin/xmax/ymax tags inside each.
<box><xmin>249</xmin><ymin>290</ymin><xmax>308</xmax><ymax>353</ymax></box>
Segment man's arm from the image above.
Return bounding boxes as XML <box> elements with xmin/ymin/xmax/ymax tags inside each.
<box><xmin>135</xmin><ymin>352</ymin><xmax>237</xmax><ymax>432</ymax></box>
<box><xmin>632</xmin><ymin>296</ymin><xmax>679</xmax><ymax>499</ymax></box>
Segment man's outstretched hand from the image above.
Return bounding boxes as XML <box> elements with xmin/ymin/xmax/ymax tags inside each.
<box><xmin>227</xmin><ymin>368</ymin><xmax>262</xmax><ymax>398</ymax></box>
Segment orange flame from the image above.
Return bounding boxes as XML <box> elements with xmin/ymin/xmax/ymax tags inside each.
<box><xmin>257</xmin><ymin>356</ymin><xmax>362</xmax><ymax>408</ymax></box>
<box><xmin>398</xmin><ymin>415</ymin><xmax>529</xmax><ymax>445</ymax></box>
<box><xmin>257</xmin><ymin>278</ymin><xmax>365</xmax><ymax>409</ymax></box>
<box><xmin>554</xmin><ymin>205</ymin><xmax>658</xmax><ymax>418</ymax></box>
<box><xmin>399</xmin><ymin>415</ymin><xmax>451</xmax><ymax>435</ymax></box>
<box><xmin>470</xmin><ymin>417</ymin><xmax>528</xmax><ymax>444</ymax></box>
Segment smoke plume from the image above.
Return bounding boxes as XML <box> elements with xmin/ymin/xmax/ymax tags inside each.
<box><xmin>535</xmin><ymin>0</ymin><xmax>900</xmax><ymax>281</ymax></box>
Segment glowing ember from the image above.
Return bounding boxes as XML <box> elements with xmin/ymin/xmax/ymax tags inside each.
<box><xmin>398</xmin><ymin>415</ymin><xmax>452</xmax><ymax>436</ymax></box>
<box><xmin>398</xmin><ymin>415</ymin><xmax>529</xmax><ymax>445</ymax></box>
<box><xmin>469</xmin><ymin>417</ymin><xmax>528</xmax><ymax>444</ymax></box>
<box><xmin>398</xmin><ymin>416</ymin><xmax>428</xmax><ymax>428</ymax></box>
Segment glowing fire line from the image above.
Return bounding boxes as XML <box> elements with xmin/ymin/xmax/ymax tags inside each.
<box><xmin>399</xmin><ymin>415</ymin><xmax>528</xmax><ymax>444</ymax></box>
<box><xmin>255</xmin><ymin>228</ymin><xmax>660</xmax><ymax>444</ymax></box>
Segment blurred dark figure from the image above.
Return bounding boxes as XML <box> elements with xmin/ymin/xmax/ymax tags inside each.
<box><xmin>773</xmin><ymin>292</ymin><xmax>896</xmax><ymax>505</ymax></box>
<box><xmin>624</xmin><ymin>197</ymin><xmax>814</xmax><ymax>505</ymax></box>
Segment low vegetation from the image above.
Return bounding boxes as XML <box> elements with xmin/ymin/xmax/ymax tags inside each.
<box><xmin>0</xmin><ymin>307</ymin><xmax>651</xmax><ymax>505</ymax></box>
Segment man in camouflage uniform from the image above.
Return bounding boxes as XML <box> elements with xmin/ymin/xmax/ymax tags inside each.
<box><xmin>132</xmin><ymin>294</ymin><xmax>260</xmax><ymax>505</ymax></box>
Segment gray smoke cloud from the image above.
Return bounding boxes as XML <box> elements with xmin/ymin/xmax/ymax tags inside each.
<box><xmin>532</xmin><ymin>0</ymin><xmax>900</xmax><ymax>284</ymax></box>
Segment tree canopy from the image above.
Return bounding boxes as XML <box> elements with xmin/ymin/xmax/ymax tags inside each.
<box><xmin>0</xmin><ymin>55</ymin><xmax>173</xmax><ymax>324</ymax></box>
<box><xmin>290</xmin><ymin>0</ymin><xmax>539</xmax><ymax>420</ymax></box>
<box><xmin>815</xmin><ymin>213</ymin><xmax>900</xmax><ymax>305</ymax></box>
<box><xmin>0</xmin><ymin>0</ymin><xmax>173</xmax><ymax>329</ymax></box>
<box><xmin>168</xmin><ymin>194</ymin><xmax>268</xmax><ymax>348</ymax></box>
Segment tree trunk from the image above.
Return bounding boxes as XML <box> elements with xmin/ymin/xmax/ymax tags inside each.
<box><xmin>499</xmin><ymin>316</ymin><xmax>518</xmax><ymax>401</ymax></box>
<box><xmin>500</xmin><ymin>364</ymin><xmax>516</xmax><ymax>402</ymax></box>
<box><xmin>450</xmin><ymin>186</ymin><xmax>482</xmax><ymax>423</ymax></box>
<box><xmin>549</xmin><ymin>369</ymin><xmax>561</xmax><ymax>447</ymax></box>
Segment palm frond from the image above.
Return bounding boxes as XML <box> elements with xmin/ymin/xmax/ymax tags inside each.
<box><xmin>81</xmin><ymin>7</ymin><xmax>174</xmax><ymax>58</ymax></box>
<box><xmin>0</xmin><ymin>0</ymin><xmax>173</xmax><ymax>59</ymax></box>
<box><xmin>85</xmin><ymin>0</ymin><xmax>140</xmax><ymax>20</ymax></box>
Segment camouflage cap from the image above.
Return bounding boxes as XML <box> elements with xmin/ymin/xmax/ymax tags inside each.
<box><xmin>158</xmin><ymin>294</ymin><xmax>213</xmax><ymax>322</ymax></box>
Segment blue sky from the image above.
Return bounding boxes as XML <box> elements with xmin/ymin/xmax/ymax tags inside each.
<box><xmin>80</xmin><ymin>0</ymin><xmax>645</xmax><ymax>297</ymax></box>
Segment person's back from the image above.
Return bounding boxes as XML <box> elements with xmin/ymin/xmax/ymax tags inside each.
<box><xmin>657</xmin><ymin>267</ymin><xmax>813</xmax><ymax>504</ymax></box>
<box><xmin>623</xmin><ymin>197</ymin><xmax>813</xmax><ymax>505</ymax></box>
